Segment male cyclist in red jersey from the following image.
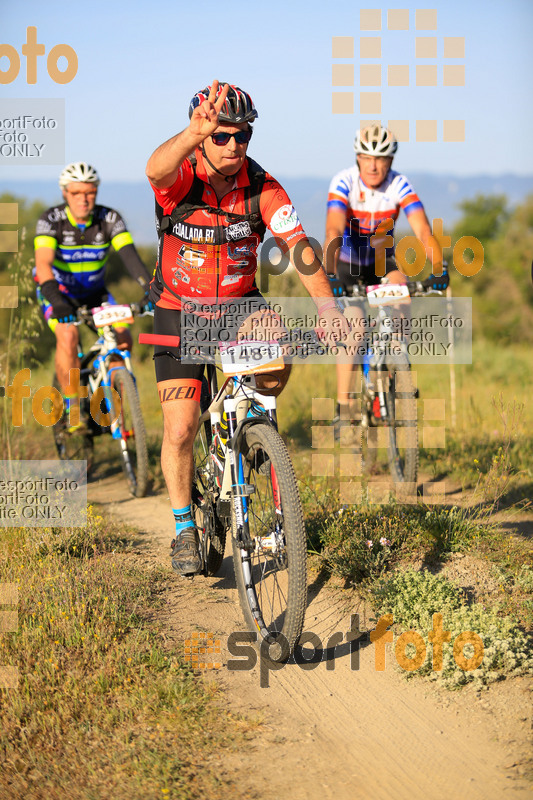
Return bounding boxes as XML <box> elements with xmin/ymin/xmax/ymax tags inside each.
<box><xmin>146</xmin><ymin>80</ymin><xmax>349</xmax><ymax>576</ymax></box>
<box><xmin>323</xmin><ymin>123</ymin><xmax>448</xmax><ymax>422</ymax></box>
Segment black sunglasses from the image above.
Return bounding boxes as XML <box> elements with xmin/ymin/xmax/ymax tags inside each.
<box><xmin>210</xmin><ymin>129</ymin><xmax>253</xmax><ymax>146</ymax></box>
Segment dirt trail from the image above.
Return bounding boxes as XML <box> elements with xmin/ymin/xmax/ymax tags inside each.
<box><xmin>88</xmin><ymin>472</ymin><xmax>532</xmax><ymax>800</ymax></box>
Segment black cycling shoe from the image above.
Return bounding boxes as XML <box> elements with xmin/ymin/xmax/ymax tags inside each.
<box><xmin>170</xmin><ymin>528</ymin><xmax>201</xmax><ymax>576</ymax></box>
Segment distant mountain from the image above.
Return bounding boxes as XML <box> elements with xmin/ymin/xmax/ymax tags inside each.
<box><xmin>2</xmin><ymin>173</ymin><xmax>532</xmax><ymax>245</ymax></box>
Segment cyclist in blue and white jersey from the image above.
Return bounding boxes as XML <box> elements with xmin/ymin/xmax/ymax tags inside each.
<box><xmin>323</xmin><ymin>124</ymin><xmax>447</xmax><ymax>419</ymax></box>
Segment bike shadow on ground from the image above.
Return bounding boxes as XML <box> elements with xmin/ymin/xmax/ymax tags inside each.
<box><xmin>207</xmin><ymin>556</ymin><xmax>376</xmax><ymax>669</ymax></box>
<box><xmin>290</xmin><ymin>628</ymin><xmax>373</xmax><ymax>669</ymax></box>
<box><xmin>297</xmin><ymin>568</ymin><xmax>375</xmax><ymax>668</ymax></box>
<box><xmin>208</xmin><ymin>553</ymin><xmax>238</xmax><ymax>591</ymax></box>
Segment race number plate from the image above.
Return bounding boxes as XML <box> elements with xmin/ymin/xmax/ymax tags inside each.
<box><xmin>220</xmin><ymin>340</ymin><xmax>284</xmax><ymax>375</ymax></box>
<box><xmin>92</xmin><ymin>304</ymin><xmax>134</xmax><ymax>327</ymax></box>
<box><xmin>366</xmin><ymin>284</ymin><xmax>410</xmax><ymax>307</ymax></box>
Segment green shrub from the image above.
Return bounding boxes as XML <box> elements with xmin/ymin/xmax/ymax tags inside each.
<box><xmin>371</xmin><ymin>568</ymin><xmax>533</xmax><ymax>688</ymax></box>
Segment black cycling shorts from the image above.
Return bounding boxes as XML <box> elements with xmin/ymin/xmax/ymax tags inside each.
<box><xmin>337</xmin><ymin>257</ymin><xmax>398</xmax><ymax>290</ymax></box>
<box><xmin>153</xmin><ymin>290</ymin><xmax>273</xmax><ymax>383</ymax></box>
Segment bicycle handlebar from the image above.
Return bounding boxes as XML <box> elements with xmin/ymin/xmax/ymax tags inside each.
<box><xmin>73</xmin><ymin>301</ymin><xmax>153</xmax><ymax>329</ymax></box>
<box><xmin>342</xmin><ymin>277</ymin><xmax>444</xmax><ymax>299</ymax></box>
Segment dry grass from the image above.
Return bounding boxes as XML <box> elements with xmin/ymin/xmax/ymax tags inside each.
<box><xmin>0</xmin><ymin>509</ymin><xmax>250</xmax><ymax>799</ymax></box>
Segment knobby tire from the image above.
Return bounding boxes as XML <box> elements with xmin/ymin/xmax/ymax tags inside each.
<box><xmin>232</xmin><ymin>423</ymin><xmax>307</xmax><ymax>663</ymax></box>
<box><xmin>383</xmin><ymin>355</ymin><xmax>418</xmax><ymax>485</ymax></box>
<box><xmin>110</xmin><ymin>369</ymin><xmax>149</xmax><ymax>497</ymax></box>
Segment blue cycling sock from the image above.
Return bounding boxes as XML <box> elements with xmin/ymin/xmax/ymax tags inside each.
<box><xmin>172</xmin><ymin>505</ymin><xmax>194</xmax><ymax>536</ymax></box>
<box><xmin>63</xmin><ymin>394</ymin><xmax>78</xmax><ymax>411</ymax></box>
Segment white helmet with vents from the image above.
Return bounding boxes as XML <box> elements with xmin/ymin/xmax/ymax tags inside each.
<box><xmin>59</xmin><ymin>162</ymin><xmax>100</xmax><ymax>189</ymax></box>
<box><xmin>354</xmin><ymin>124</ymin><xmax>398</xmax><ymax>157</ymax></box>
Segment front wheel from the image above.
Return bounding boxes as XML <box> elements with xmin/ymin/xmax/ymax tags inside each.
<box><xmin>383</xmin><ymin>356</ymin><xmax>418</xmax><ymax>485</ymax></box>
<box><xmin>110</xmin><ymin>368</ymin><xmax>149</xmax><ymax>497</ymax></box>
<box><xmin>232</xmin><ymin>423</ymin><xmax>307</xmax><ymax>663</ymax></box>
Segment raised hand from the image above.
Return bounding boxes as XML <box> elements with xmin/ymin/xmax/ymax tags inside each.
<box><xmin>189</xmin><ymin>80</ymin><xmax>230</xmax><ymax>140</ymax></box>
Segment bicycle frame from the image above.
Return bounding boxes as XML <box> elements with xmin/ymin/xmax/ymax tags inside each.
<box><xmin>80</xmin><ymin>325</ymin><xmax>135</xmax><ymax>436</ymax></box>
<box><xmin>199</xmin><ymin>363</ymin><xmax>280</xmax><ymax>553</ymax></box>
<box><xmin>338</xmin><ymin>291</ymin><xmax>402</xmax><ymax>424</ymax></box>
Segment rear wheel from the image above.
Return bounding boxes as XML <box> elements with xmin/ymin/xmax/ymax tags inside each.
<box><xmin>110</xmin><ymin>368</ymin><xmax>149</xmax><ymax>497</ymax></box>
<box><xmin>191</xmin><ymin>378</ymin><xmax>227</xmax><ymax>576</ymax></box>
<box><xmin>383</xmin><ymin>356</ymin><xmax>418</xmax><ymax>485</ymax></box>
<box><xmin>333</xmin><ymin>383</ymin><xmax>377</xmax><ymax>476</ymax></box>
<box><xmin>232</xmin><ymin>423</ymin><xmax>307</xmax><ymax>662</ymax></box>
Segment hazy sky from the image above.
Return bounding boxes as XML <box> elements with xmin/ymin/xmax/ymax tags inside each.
<box><xmin>1</xmin><ymin>0</ymin><xmax>532</xmax><ymax>184</ymax></box>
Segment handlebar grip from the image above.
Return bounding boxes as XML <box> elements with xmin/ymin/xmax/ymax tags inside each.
<box><xmin>138</xmin><ymin>333</ymin><xmax>181</xmax><ymax>346</ymax></box>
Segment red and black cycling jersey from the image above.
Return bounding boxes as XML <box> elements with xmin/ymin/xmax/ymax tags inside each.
<box><xmin>149</xmin><ymin>150</ymin><xmax>307</xmax><ymax>310</ymax></box>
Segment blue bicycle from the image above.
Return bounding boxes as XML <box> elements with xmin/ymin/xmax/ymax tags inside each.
<box><xmin>53</xmin><ymin>302</ymin><xmax>150</xmax><ymax>497</ymax></box>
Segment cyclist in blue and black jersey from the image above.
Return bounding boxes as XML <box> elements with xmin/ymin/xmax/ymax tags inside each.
<box><xmin>34</xmin><ymin>162</ymin><xmax>152</xmax><ymax>429</ymax></box>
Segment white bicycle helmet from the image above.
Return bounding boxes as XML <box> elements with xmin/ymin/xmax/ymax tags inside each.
<box><xmin>59</xmin><ymin>161</ymin><xmax>100</xmax><ymax>189</ymax></box>
<box><xmin>354</xmin><ymin>124</ymin><xmax>398</xmax><ymax>157</ymax></box>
